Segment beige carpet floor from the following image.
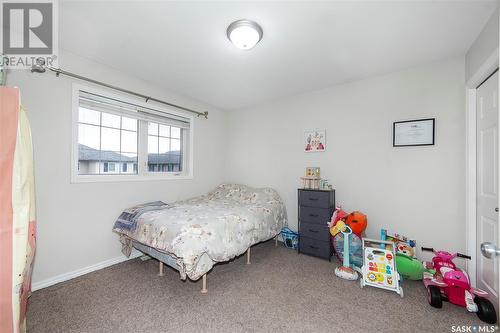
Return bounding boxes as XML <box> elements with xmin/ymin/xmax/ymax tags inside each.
<box><xmin>27</xmin><ymin>241</ymin><xmax>490</xmax><ymax>333</ymax></box>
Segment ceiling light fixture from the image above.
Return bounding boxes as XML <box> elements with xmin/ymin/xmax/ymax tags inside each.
<box><xmin>227</xmin><ymin>19</ymin><xmax>263</xmax><ymax>50</ymax></box>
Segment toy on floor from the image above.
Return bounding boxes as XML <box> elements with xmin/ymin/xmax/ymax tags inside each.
<box><xmin>328</xmin><ymin>206</ymin><xmax>363</xmax><ymax>267</ymax></box>
<box><xmin>280</xmin><ymin>227</ymin><xmax>299</xmax><ymax>250</ymax></box>
<box><xmin>381</xmin><ymin>229</ymin><xmax>416</xmax><ymax>257</ymax></box>
<box><xmin>344</xmin><ymin>211</ymin><xmax>367</xmax><ymax>235</ymax></box>
<box><xmin>329</xmin><ymin>207</ymin><xmax>366</xmax><ymax>268</ymax></box>
<box><xmin>381</xmin><ymin>229</ymin><xmax>423</xmax><ymax>280</ymax></box>
<box><xmin>421</xmin><ymin>247</ymin><xmax>496</xmax><ymax>324</ymax></box>
<box><xmin>360</xmin><ymin>238</ymin><xmax>403</xmax><ymax>297</ymax></box>
<box><xmin>332</xmin><ymin>230</ymin><xmax>363</xmax><ymax>267</ymax></box>
<box><xmin>334</xmin><ymin>222</ymin><xmax>358</xmax><ymax>280</ymax></box>
<box><xmin>329</xmin><ymin>208</ymin><xmax>367</xmax><ymax>237</ymax></box>
<box><xmin>327</xmin><ymin>206</ymin><xmax>348</xmax><ymax>229</ymax></box>
<box><xmin>395</xmin><ymin>253</ymin><xmax>425</xmax><ymax>280</ymax></box>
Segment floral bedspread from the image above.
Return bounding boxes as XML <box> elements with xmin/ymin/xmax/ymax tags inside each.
<box><xmin>113</xmin><ymin>184</ymin><xmax>287</xmax><ymax>280</ymax></box>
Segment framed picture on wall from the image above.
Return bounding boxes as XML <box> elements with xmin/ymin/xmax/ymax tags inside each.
<box><xmin>393</xmin><ymin>118</ymin><xmax>435</xmax><ymax>147</ymax></box>
<box><xmin>304</xmin><ymin>129</ymin><xmax>326</xmax><ymax>152</ymax></box>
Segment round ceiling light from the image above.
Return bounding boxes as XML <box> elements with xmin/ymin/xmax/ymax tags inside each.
<box><xmin>227</xmin><ymin>19</ymin><xmax>263</xmax><ymax>50</ymax></box>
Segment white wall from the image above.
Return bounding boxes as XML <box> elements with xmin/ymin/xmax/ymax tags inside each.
<box><xmin>7</xmin><ymin>51</ymin><xmax>228</xmax><ymax>285</ymax></box>
<box><xmin>5</xmin><ymin>53</ymin><xmax>470</xmax><ymax>285</ymax></box>
<box><xmin>226</xmin><ymin>57</ymin><xmax>466</xmax><ymax>255</ymax></box>
<box><xmin>465</xmin><ymin>6</ymin><xmax>499</xmax><ymax>83</ymax></box>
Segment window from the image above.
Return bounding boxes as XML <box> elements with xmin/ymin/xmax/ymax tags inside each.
<box><xmin>78</xmin><ymin>107</ymin><xmax>137</xmax><ymax>175</ymax></box>
<box><xmin>147</xmin><ymin>122</ymin><xmax>182</xmax><ymax>173</ymax></box>
<box><xmin>72</xmin><ymin>86</ymin><xmax>193</xmax><ymax>182</ymax></box>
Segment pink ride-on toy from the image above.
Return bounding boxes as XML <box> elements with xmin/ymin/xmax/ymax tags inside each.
<box><xmin>421</xmin><ymin>247</ymin><xmax>497</xmax><ymax>324</ymax></box>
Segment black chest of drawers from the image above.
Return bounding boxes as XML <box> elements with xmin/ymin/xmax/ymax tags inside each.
<box><xmin>298</xmin><ymin>188</ymin><xmax>335</xmax><ymax>260</ymax></box>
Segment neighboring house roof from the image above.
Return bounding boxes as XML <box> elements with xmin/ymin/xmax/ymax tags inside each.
<box><xmin>79</xmin><ymin>144</ymin><xmax>133</xmax><ymax>162</ymax></box>
<box><xmin>148</xmin><ymin>153</ymin><xmax>181</xmax><ymax>164</ymax></box>
<box><xmin>79</xmin><ymin>144</ymin><xmax>180</xmax><ymax>164</ymax></box>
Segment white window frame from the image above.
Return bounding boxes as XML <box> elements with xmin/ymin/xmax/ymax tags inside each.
<box><xmin>71</xmin><ymin>83</ymin><xmax>194</xmax><ymax>183</ymax></box>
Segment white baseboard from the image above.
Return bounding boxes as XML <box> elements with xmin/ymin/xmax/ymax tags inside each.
<box><xmin>31</xmin><ymin>250</ymin><xmax>143</xmax><ymax>291</ymax></box>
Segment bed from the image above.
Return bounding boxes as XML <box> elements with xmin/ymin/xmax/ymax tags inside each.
<box><xmin>112</xmin><ymin>184</ymin><xmax>287</xmax><ymax>293</ymax></box>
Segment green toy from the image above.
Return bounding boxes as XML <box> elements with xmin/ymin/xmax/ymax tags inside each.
<box><xmin>396</xmin><ymin>253</ymin><xmax>427</xmax><ymax>280</ymax></box>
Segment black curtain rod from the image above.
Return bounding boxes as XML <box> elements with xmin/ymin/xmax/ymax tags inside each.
<box><xmin>30</xmin><ymin>59</ymin><xmax>208</xmax><ymax>119</ymax></box>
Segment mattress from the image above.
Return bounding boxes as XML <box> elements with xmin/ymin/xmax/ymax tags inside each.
<box><xmin>113</xmin><ymin>184</ymin><xmax>287</xmax><ymax>280</ymax></box>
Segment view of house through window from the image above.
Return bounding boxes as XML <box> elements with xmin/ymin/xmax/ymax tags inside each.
<box><xmin>147</xmin><ymin>122</ymin><xmax>182</xmax><ymax>172</ymax></box>
<box><xmin>78</xmin><ymin>107</ymin><xmax>138</xmax><ymax>175</ymax></box>
<box><xmin>75</xmin><ymin>89</ymin><xmax>191</xmax><ymax>180</ymax></box>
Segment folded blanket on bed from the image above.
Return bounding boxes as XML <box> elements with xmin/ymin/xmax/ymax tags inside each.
<box><xmin>113</xmin><ymin>201</ymin><xmax>169</xmax><ymax>232</ymax></box>
<box><xmin>113</xmin><ymin>184</ymin><xmax>287</xmax><ymax>280</ymax></box>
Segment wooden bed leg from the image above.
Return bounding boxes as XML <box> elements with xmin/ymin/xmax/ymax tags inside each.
<box><xmin>246</xmin><ymin>247</ymin><xmax>251</xmax><ymax>265</ymax></box>
<box><xmin>158</xmin><ymin>261</ymin><xmax>165</xmax><ymax>277</ymax></box>
<box><xmin>275</xmin><ymin>236</ymin><xmax>278</xmax><ymax>247</ymax></box>
<box><xmin>201</xmin><ymin>274</ymin><xmax>208</xmax><ymax>294</ymax></box>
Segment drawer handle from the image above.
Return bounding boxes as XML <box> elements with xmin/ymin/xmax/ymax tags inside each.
<box><xmin>308</xmin><ymin>229</ymin><xmax>319</xmax><ymax>233</ymax></box>
<box><xmin>308</xmin><ymin>198</ymin><xmax>319</xmax><ymax>201</ymax></box>
<box><xmin>309</xmin><ymin>245</ymin><xmax>319</xmax><ymax>250</ymax></box>
<box><xmin>309</xmin><ymin>214</ymin><xmax>319</xmax><ymax>218</ymax></box>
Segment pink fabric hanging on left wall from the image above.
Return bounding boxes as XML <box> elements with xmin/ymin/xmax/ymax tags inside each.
<box><xmin>0</xmin><ymin>87</ymin><xmax>37</xmax><ymax>333</ymax></box>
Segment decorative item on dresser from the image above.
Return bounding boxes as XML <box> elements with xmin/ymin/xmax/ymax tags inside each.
<box><xmin>300</xmin><ymin>167</ymin><xmax>321</xmax><ymax>189</ymax></box>
<box><xmin>298</xmin><ymin>188</ymin><xmax>335</xmax><ymax>260</ymax></box>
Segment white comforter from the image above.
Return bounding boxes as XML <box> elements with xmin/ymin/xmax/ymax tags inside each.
<box><xmin>113</xmin><ymin>184</ymin><xmax>287</xmax><ymax>280</ymax></box>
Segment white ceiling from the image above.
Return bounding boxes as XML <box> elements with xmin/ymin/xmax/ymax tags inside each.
<box><xmin>60</xmin><ymin>1</ymin><xmax>497</xmax><ymax>111</ymax></box>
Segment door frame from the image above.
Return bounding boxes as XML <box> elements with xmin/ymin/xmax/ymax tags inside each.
<box><xmin>465</xmin><ymin>47</ymin><xmax>499</xmax><ymax>287</ymax></box>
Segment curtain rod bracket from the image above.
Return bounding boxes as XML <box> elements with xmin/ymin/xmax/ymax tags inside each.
<box><xmin>198</xmin><ymin>111</ymin><xmax>209</xmax><ymax>119</ymax></box>
<box><xmin>30</xmin><ymin>58</ymin><xmax>208</xmax><ymax>119</ymax></box>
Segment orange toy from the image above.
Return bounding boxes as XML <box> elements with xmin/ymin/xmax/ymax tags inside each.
<box><xmin>345</xmin><ymin>211</ymin><xmax>367</xmax><ymax>235</ymax></box>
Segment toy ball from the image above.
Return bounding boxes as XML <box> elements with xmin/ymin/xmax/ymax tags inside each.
<box><xmin>344</xmin><ymin>211</ymin><xmax>367</xmax><ymax>235</ymax></box>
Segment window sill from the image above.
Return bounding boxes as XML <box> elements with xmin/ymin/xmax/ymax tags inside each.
<box><xmin>71</xmin><ymin>174</ymin><xmax>193</xmax><ymax>184</ymax></box>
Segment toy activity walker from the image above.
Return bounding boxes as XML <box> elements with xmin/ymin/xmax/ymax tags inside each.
<box><xmin>360</xmin><ymin>238</ymin><xmax>403</xmax><ymax>297</ymax></box>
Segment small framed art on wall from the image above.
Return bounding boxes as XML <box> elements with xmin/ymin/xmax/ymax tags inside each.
<box><xmin>304</xmin><ymin>129</ymin><xmax>326</xmax><ymax>152</ymax></box>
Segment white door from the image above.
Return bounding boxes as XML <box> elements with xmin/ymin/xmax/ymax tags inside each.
<box><xmin>477</xmin><ymin>70</ymin><xmax>499</xmax><ymax>309</ymax></box>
